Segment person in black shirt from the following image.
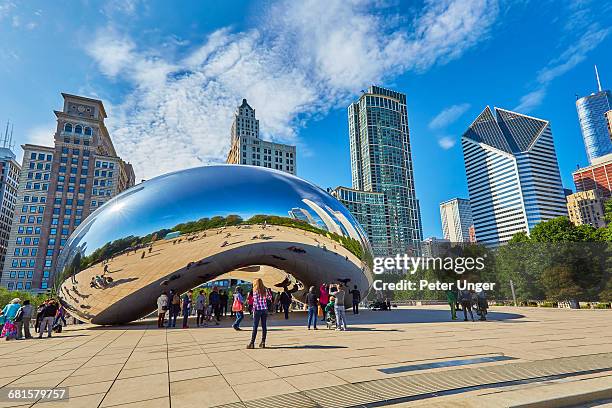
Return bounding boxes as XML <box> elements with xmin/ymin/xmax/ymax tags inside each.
<box><xmin>349</xmin><ymin>285</ymin><xmax>361</xmax><ymax>314</ymax></box>
<box><xmin>305</xmin><ymin>286</ymin><xmax>319</xmax><ymax>330</ymax></box>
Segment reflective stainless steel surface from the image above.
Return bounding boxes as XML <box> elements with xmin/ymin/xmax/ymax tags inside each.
<box><xmin>57</xmin><ymin>165</ymin><xmax>374</xmax><ymax>324</ymax></box>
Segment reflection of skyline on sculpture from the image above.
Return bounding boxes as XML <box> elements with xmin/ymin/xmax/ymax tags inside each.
<box><xmin>57</xmin><ymin>165</ymin><xmax>374</xmax><ymax>324</ymax></box>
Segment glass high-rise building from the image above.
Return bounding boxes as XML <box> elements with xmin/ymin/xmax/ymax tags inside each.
<box><xmin>335</xmin><ymin>86</ymin><xmax>422</xmax><ymax>256</ymax></box>
<box><xmin>576</xmin><ymin>67</ymin><xmax>612</xmax><ymax>164</ymax></box>
<box><xmin>439</xmin><ymin>198</ymin><xmax>473</xmax><ymax>243</ymax></box>
<box><xmin>462</xmin><ymin>107</ymin><xmax>567</xmax><ymax>246</ymax></box>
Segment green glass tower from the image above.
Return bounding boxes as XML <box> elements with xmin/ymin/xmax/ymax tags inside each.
<box><xmin>341</xmin><ymin>86</ymin><xmax>423</xmax><ymax>256</ymax></box>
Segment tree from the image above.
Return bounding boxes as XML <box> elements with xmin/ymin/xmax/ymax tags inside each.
<box><xmin>540</xmin><ymin>265</ymin><xmax>582</xmax><ymax>301</ymax></box>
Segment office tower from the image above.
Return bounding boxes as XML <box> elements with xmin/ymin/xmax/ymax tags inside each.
<box><xmin>335</xmin><ymin>86</ymin><xmax>422</xmax><ymax>257</ymax></box>
<box><xmin>461</xmin><ymin>107</ymin><xmax>567</xmax><ymax>246</ymax></box>
<box><xmin>566</xmin><ymin>190</ymin><xmax>606</xmax><ymax>228</ymax></box>
<box><xmin>576</xmin><ymin>66</ymin><xmax>612</xmax><ymax>163</ymax></box>
<box><xmin>1</xmin><ymin>94</ymin><xmax>135</xmax><ymax>292</ymax></box>
<box><xmin>573</xmin><ymin>153</ymin><xmax>612</xmax><ymax>198</ymax></box>
<box><xmin>0</xmin><ymin>125</ymin><xmax>20</xmax><ymax>277</ymax></box>
<box><xmin>226</xmin><ymin>99</ymin><xmax>296</xmax><ymax>175</ymax></box>
<box><xmin>439</xmin><ymin>198</ymin><xmax>473</xmax><ymax>243</ymax></box>
<box><xmin>421</xmin><ymin>237</ymin><xmax>450</xmax><ymax>258</ymax></box>
<box><xmin>331</xmin><ymin>187</ymin><xmax>388</xmax><ymax>256</ymax></box>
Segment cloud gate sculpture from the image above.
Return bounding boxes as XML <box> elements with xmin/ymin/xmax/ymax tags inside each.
<box><xmin>57</xmin><ymin>165</ymin><xmax>374</xmax><ymax>325</ymax></box>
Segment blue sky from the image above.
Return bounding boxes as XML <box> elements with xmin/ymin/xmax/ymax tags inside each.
<box><xmin>0</xmin><ymin>0</ymin><xmax>611</xmax><ymax>239</ymax></box>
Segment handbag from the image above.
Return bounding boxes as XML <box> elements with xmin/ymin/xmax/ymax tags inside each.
<box><xmin>317</xmin><ymin>305</ymin><xmax>324</xmax><ymax>318</ymax></box>
<box><xmin>232</xmin><ymin>298</ymin><xmax>243</xmax><ymax>312</ymax></box>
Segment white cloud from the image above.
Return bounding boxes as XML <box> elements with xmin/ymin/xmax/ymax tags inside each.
<box><xmin>438</xmin><ymin>136</ymin><xmax>456</xmax><ymax>150</ymax></box>
<box><xmin>514</xmin><ymin>88</ymin><xmax>546</xmax><ymax>113</ymax></box>
<box><xmin>89</xmin><ymin>0</ymin><xmax>500</xmax><ymax>179</ymax></box>
<box><xmin>514</xmin><ymin>2</ymin><xmax>610</xmax><ymax>113</ymax></box>
<box><xmin>429</xmin><ymin>103</ymin><xmax>471</xmax><ymax>129</ymax></box>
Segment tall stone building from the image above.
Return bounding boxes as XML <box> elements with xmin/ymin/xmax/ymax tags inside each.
<box><xmin>226</xmin><ymin>99</ymin><xmax>296</xmax><ymax>175</ymax></box>
<box><xmin>566</xmin><ymin>190</ymin><xmax>606</xmax><ymax>228</ymax></box>
<box><xmin>1</xmin><ymin>93</ymin><xmax>135</xmax><ymax>292</ymax></box>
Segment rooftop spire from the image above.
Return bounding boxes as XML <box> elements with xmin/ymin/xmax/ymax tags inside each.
<box><xmin>595</xmin><ymin>65</ymin><xmax>602</xmax><ymax>92</ymax></box>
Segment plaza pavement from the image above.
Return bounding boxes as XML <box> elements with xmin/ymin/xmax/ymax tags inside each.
<box><xmin>1</xmin><ymin>305</ymin><xmax>611</xmax><ymax>408</ymax></box>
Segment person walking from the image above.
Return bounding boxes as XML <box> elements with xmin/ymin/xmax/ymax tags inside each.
<box><xmin>195</xmin><ymin>290</ymin><xmax>207</xmax><ymax>327</ymax></box>
<box><xmin>1</xmin><ymin>298</ymin><xmax>21</xmax><ymax>340</ymax></box>
<box><xmin>157</xmin><ymin>292</ymin><xmax>168</xmax><ymax>328</ymax></box>
<box><xmin>247</xmin><ymin>278</ymin><xmax>272</xmax><ymax>349</ymax></box>
<box><xmin>38</xmin><ymin>300</ymin><xmax>58</xmax><ymax>338</ymax></box>
<box><xmin>232</xmin><ymin>287</ymin><xmax>245</xmax><ymax>330</ymax></box>
<box><xmin>209</xmin><ymin>286</ymin><xmax>221</xmax><ymax>325</ymax></box>
<box><xmin>329</xmin><ymin>284</ymin><xmax>347</xmax><ymax>331</ymax></box>
<box><xmin>306</xmin><ymin>286</ymin><xmax>319</xmax><ymax>330</ymax></box>
<box><xmin>319</xmin><ymin>284</ymin><xmax>329</xmax><ymax>321</ymax></box>
<box><xmin>15</xmin><ymin>300</ymin><xmax>33</xmax><ymax>339</ymax></box>
<box><xmin>459</xmin><ymin>289</ymin><xmax>474</xmax><ymax>322</ymax></box>
<box><xmin>220</xmin><ymin>290</ymin><xmax>229</xmax><ymax>317</ymax></box>
<box><xmin>280</xmin><ymin>288</ymin><xmax>292</xmax><ymax>320</ymax></box>
<box><xmin>349</xmin><ymin>285</ymin><xmax>361</xmax><ymax>314</ymax></box>
<box><xmin>445</xmin><ymin>290</ymin><xmax>457</xmax><ymax>320</ymax></box>
<box><xmin>182</xmin><ymin>290</ymin><xmax>192</xmax><ymax>328</ymax></box>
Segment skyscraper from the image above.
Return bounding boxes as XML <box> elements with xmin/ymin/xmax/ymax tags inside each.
<box><xmin>576</xmin><ymin>66</ymin><xmax>612</xmax><ymax>163</ymax></box>
<box><xmin>335</xmin><ymin>86</ymin><xmax>423</xmax><ymax>256</ymax></box>
<box><xmin>1</xmin><ymin>94</ymin><xmax>135</xmax><ymax>292</ymax></box>
<box><xmin>462</xmin><ymin>107</ymin><xmax>567</xmax><ymax>246</ymax></box>
<box><xmin>226</xmin><ymin>99</ymin><xmax>296</xmax><ymax>174</ymax></box>
<box><xmin>439</xmin><ymin>198</ymin><xmax>473</xmax><ymax>243</ymax></box>
<box><xmin>0</xmin><ymin>126</ymin><xmax>20</xmax><ymax>277</ymax></box>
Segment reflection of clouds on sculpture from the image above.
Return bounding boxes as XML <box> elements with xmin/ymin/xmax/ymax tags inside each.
<box><xmin>57</xmin><ymin>165</ymin><xmax>374</xmax><ymax>325</ymax></box>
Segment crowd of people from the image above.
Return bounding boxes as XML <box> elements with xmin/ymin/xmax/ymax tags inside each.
<box><xmin>154</xmin><ymin>280</ymin><xmax>364</xmax><ymax>347</ymax></box>
<box><xmin>0</xmin><ymin>298</ymin><xmax>68</xmax><ymax>340</ymax></box>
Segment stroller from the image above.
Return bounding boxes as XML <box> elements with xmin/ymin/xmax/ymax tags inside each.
<box><xmin>325</xmin><ymin>306</ymin><xmax>336</xmax><ymax>330</ymax></box>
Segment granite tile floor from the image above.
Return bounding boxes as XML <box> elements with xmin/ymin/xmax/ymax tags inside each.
<box><xmin>0</xmin><ymin>306</ymin><xmax>610</xmax><ymax>408</ymax></box>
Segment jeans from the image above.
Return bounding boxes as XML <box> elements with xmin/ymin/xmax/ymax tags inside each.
<box><xmin>182</xmin><ymin>310</ymin><xmax>190</xmax><ymax>328</ymax></box>
<box><xmin>352</xmin><ymin>302</ymin><xmax>359</xmax><ymax>314</ymax></box>
<box><xmin>39</xmin><ymin>316</ymin><xmax>54</xmax><ymax>337</ymax></box>
<box><xmin>250</xmin><ymin>310</ymin><xmax>267</xmax><ymax>344</ymax></box>
<box><xmin>167</xmin><ymin>307</ymin><xmax>179</xmax><ymax>327</ymax></box>
<box><xmin>233</xmin><ymin>311</ymin><xmax>244</xmax><ymax>328</ymax></box>
<box><xmin>335</xmin><ymin>305</ymin><xmax>347</xmax><ymax>330</ymax></box>
<box><xmin>307</xmin><ymin>306</ymin><xmax>317</xmax><ymax>329</ymax></box>
<box><xmin>213</xmin><ymin>304</ymin><xmax>221</xmax><ymax>321</ymax></box>
<box><xmin>282</xmin><ymin>304</ymin><xmax>289</xmax><ymax>319</ymax></box>
<box><xmin>461</xmin><ymin>301</ymin><xmax>474</xmax><ymax>321</ymax></box>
